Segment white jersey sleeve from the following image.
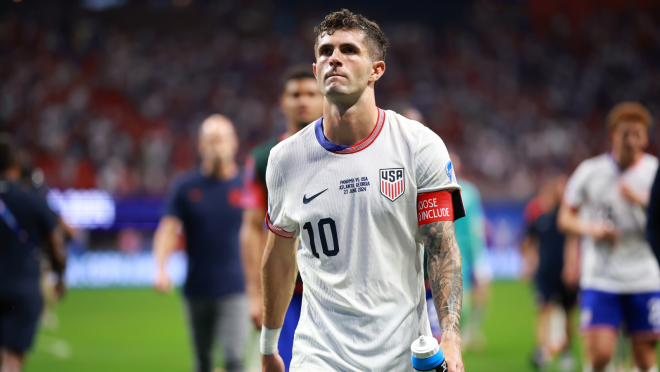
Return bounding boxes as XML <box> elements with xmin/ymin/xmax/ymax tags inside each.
<box><xmin>565</xmin><ymin>153</ymin><xmax>660</xmax><ymax>293</ymax></box>
<box><xmin>415</xmin><ymin>126</ymin><xmax>465</xmax><ymax>222</ymax></box>
<box><xmin>564</xmin><ymin>160</ymin><xmax>593</xmax><ymax>209</ymax></box>
<box><xmin>265</xmin><ymin>156</ymin><xmax>298</xmax><ymax>238</ymax></box>
<box><xmin>415</xmin><ymin>126</ymin><xmax>460</xmax><ymax>193</ymax></box>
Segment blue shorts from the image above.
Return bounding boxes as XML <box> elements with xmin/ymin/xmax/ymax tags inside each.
<box><xmin>278</xmin><ymin>292</ymin><xmax>302</xmax><ymax>371</ymax></box>
<box><xmin>580</xmin><ymin>289</ymin><xmax>660</xmax><ymax>337</ymax></box>
<box><xmin>0</xmin><ymin>290</ymin><xmax>43</xmax><ymax>351</ymax></box>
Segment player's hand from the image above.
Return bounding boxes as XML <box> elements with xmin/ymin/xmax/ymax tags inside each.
<box><xmin>249</xmin><ymin>295</ymin><xmax>263</xmax><ymax>330</ymax></box>
<box><xmin>590</xmin><ymin>222</ymin><xmax>618</xmax><ymax>244</ymax></box>
<box><xmin>261</xmin><ymin>352</ymin><xmax>285</xmax><ymax>372</ymax></box>
<box><xmin>154</xmin><ymin>269</ymin><xmax>173</xmax><ymax>293</ymax></box>
<box><xmin>620</xmin><ymin>182</ymin><xmax>646</xmax><ymax>207</ymax></box>
<box><xmin>440</xmin><ymin>336</ymin><xmax>465</xmax><ymax>372</ymax></box>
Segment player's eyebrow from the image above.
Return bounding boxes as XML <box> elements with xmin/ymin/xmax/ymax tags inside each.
<box><xmin>317</xmin><ymin>42</ymin><xmax>362</xmax><ymax>54</ymax></box>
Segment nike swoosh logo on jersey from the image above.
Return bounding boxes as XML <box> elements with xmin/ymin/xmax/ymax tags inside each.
<box><xmin>303</xmin><ymin>189</ymin><xmax>328</xmax><ymax>204</ymax></box>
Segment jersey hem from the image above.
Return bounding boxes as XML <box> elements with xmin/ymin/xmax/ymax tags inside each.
<box><xmin>264</xmin><ymin>214</ymin><xmax>296</xmax><ymax>238</ymax></box>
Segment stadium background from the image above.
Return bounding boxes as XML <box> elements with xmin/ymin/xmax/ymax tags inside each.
<box><xmin>2</xmin><ymin>0</ymin><xmax>660</xmax><ymax>370</ymax></box>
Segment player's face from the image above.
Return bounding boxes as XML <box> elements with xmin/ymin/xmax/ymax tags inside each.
<box><xmin>198</xmin><ymin>119</ymin><xmax>238</xmax><ymax>165</ymax></box>
<box><xmin>313</xmin><ymin>29</ymin><xmax>384</xmax><ymax>101</ymax></box>
<box><xmin>611</xmin><ymin>121</ymin><xmax>648</xmax><ymax>164</ymax></box>
<box><xmin>280</xmin><ymin>78</ymin><xmax>324</xmax><ymax>130</ymax></box>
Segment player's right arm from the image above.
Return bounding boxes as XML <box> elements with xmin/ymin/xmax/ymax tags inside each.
<box><xmin>557</xmin><ymin>162</ymin><xmax>617</xmax><ymax>243</ymax></box>
<box><xmin>260</xmin><ymin>231</ymin><xmax>298</xmax><ymax>372</ymax></box>
<box><xmin>153</xmin><ymin>215</ymin><xmax>182</xmax><ymax>292</ymax></box>
<box><xmin>260</xmin><ymin>152</ymin><xmax>298</xmax><ymax>372</ymax></box>
<box><xmin>562</xmin><ymin>234</ymin><xmax>580</xmax><ymax>288</ymax></box>
<box><xmin>557</xmin><ymin>204</ymin><xmax>616</xmax><ymax>242</ymax></box>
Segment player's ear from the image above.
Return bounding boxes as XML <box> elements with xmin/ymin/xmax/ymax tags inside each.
<box><xmin>370</xmin><ymin>60</ymin><xmax>386</xmax><ymax>83</ymax></box>
<box><xmin>313</xmin><ymin>63</ymin><xmax>318</xmax><ymax>78</ymax></box>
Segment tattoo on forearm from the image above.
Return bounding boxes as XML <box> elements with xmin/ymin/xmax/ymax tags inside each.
<box><xmin>422</xmin><ymin>221</ymin><xmax>462</xmax><ymax>338</ymax></box>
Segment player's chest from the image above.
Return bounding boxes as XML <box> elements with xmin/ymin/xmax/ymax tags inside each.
<box><xmin>586</xmin><ymin>168</ymin><xmax>651</xmax><ymax>204</ymax></box>
<box><xmin>291</xmin><ymin>156</ymin><xmax>416</xmax><ymax>222</ymax></box>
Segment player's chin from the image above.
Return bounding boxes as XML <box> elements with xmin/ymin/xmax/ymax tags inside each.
<box><xmin>324</xmin><ymin>83</ymin><xmax>349</xmax><ymax>95</ymax></box>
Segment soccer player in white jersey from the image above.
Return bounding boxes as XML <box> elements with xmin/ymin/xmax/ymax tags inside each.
<box><xmin>258</xmin><ymin>9</ymin><xmax>466</xmax><ymax>372</ymax></box>
<box><xmin>558</xmin><ymin>102</ymin><xmax>660</xmax><ymax>372</ymax></box>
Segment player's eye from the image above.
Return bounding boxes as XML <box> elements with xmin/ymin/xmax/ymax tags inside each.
<box><xmin>321</xmin><ymin>47</ymin><xmax>332</xmax><ymax>56</ymax></box>
<box><xmin>345</xmin><ymin>47</ymin><xmax>356</xmax><ymax>54</ymax></box>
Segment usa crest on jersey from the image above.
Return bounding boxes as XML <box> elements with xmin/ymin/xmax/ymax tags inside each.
<box><xmin>380</xmin><ymin>168</ymin><xmax>405</xmax><ymax>201</ymax></box>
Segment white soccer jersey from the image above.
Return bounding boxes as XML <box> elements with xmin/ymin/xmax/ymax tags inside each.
<box><xmin>265</xmin><ymin>108</ymin><xmax>463</xmax><ymax>372</ymax></box>
<box><xmin>564</xmin><ymin>153</ymin><xmax>660</xmax><ymax>293</ymax></box>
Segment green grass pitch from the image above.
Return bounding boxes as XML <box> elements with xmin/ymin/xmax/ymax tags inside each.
<box><xmin>26</xmin><ymin>281</ymin><xmax>571</xmax><ymax>372</ymax></box>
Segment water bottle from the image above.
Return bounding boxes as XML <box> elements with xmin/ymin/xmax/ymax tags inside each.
<box><xmin>411</xmin><ymin>335</ymin><xmax>448</xmax><ymax>372</ymax></box>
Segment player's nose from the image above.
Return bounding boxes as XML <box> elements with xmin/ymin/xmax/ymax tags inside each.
<box><xmin>329</xmin><ymin>49</ymin><xmax>342</xmax><ymax>66</ymax></box>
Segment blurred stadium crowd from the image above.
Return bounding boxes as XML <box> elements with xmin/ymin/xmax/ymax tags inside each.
<box><xmin>1</xmin><ymin>0</ymin><xmax>660</xmax><ymax>199</ymax></box>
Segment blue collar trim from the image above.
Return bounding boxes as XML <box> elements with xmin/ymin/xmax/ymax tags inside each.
<box><xmin>314</xmin><ymin>117</ymin><xmax>350</xmax><ymax>152</ymax></box>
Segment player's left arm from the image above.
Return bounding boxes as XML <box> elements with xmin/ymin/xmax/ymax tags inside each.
<box><xmin>422</xmin><ymin>220</ymin><xmax>464</xmax><ymax>372</ymax></box>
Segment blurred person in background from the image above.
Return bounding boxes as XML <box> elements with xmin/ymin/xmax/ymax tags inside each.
<box><xmin>400</xmin><ymin>107</ymin><xmax>491</xmax><ymax>352</ymax></box>
<box><xmin>558</xmin><ymin>102</ymin><xmax>659</xmax><ymax>372</ymax></box>
<box><xmin>18</xmin><ymin>165</ymin><xmax>74</xmax><ymax>331</ymax></box>
<box><xmin>240</xmin><ymin>65</ymin><xmax>323</xmax><ymax>371</ymax></box>
<box><xmin>0</xmin><ymin>134</ymin><xmax>66</xmax><ymax>372</ymax></box>
<box><xmin>521</xmin><ymin>173</ymin><xmax>577</xmax><ymax>371</ymax></box>
<box><xmin>153</xmin><ymin>115</ymin><xmax>247</xmax><ymax>372</ymax></box>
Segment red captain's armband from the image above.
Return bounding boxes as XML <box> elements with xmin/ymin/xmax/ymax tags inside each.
<box><xmin>417</xmin><ymin>191</ymin><xmax>454</xmax><ymax>226</ymax></box>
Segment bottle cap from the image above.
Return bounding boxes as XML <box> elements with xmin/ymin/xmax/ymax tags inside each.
<box><xmin>411</xmin><ymin>335</ymin><xmax>440</xmax><ymax>359</ymax></box>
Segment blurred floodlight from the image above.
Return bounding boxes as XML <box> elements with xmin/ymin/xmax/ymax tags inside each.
<box><xmin>47</xmin><ymin>189</ymin><xmax>116</xmax><ymax>229</ymax></box>
<box><xmin>81</xmin><ymin>0</ymin><xmax>129</xmax><ymax>11</ymax></box>
<box><xmin>173</xmin><ymin>0</ymin><xmax>193</xmax><ymax>7</ymax></box>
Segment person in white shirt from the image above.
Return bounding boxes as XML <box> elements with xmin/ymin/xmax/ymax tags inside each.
<box><xmin>558</xmin><ymin>102</ymin><xmax>660</xmax><ymax>372</ymax></box>
<box><xmin>258</xmin><ymin>9</ymin><xmax>466</xmax><ymax>372</ymax></box>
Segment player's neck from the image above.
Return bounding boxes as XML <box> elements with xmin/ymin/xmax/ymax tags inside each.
<box><xmin>322</xmin><ymin>91</ymin><xmax>378</xmax><ymax>147</ymax></box>
<box><xmin>611</xmin><ymin>149</ymin><xmax>643</xmax><ymax>170</ymax></box>
<box><xmin>284</xmin><ymin>121</ymin><xmax>304</xmax><ymax>139</ymax></box>
<box><xmin>200</xmin><ymin>160</ymin><xmax>237</xmax><ymax>181</ymax></box>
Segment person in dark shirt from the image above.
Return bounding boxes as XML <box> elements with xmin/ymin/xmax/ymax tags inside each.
<box><xmin>0</xmin><ymin>134</ymin><xmax>65</xmax><ymax>372</ymax></box>
<box><xmin>521</xmin><ymin>174</ymin><xmax>577</xmax><ymax>371</ymax></box>
<box><xmin>153</xmin><ymin>115</ymin><xmax>247</xmax><ymax>372</ymax></box>
<box><xmin>647</xmin><ymin>168</ymin><xmax>660</xmax><ymax>264</ymax></box>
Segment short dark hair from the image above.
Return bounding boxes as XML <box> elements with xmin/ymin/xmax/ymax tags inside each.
<box><xmin>280</xmin><ymin>64</ymin><xmax>316</xmax><ymax>93</ymax></box>
<box><xmin>0</xmin><ymin>133</ymin><xmax>16</xmax><ymax>173</ymax></box>
<box><xmin>314</xmin><ymin>9</ymin><xmax>388</xmax><ymax>62</ymax></box>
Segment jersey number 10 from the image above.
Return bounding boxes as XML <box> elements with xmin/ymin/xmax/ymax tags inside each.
<box><xmin>302</xmin><ymin>218</ymin><xmax>339</xmax><ymax>258</ymax></box>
